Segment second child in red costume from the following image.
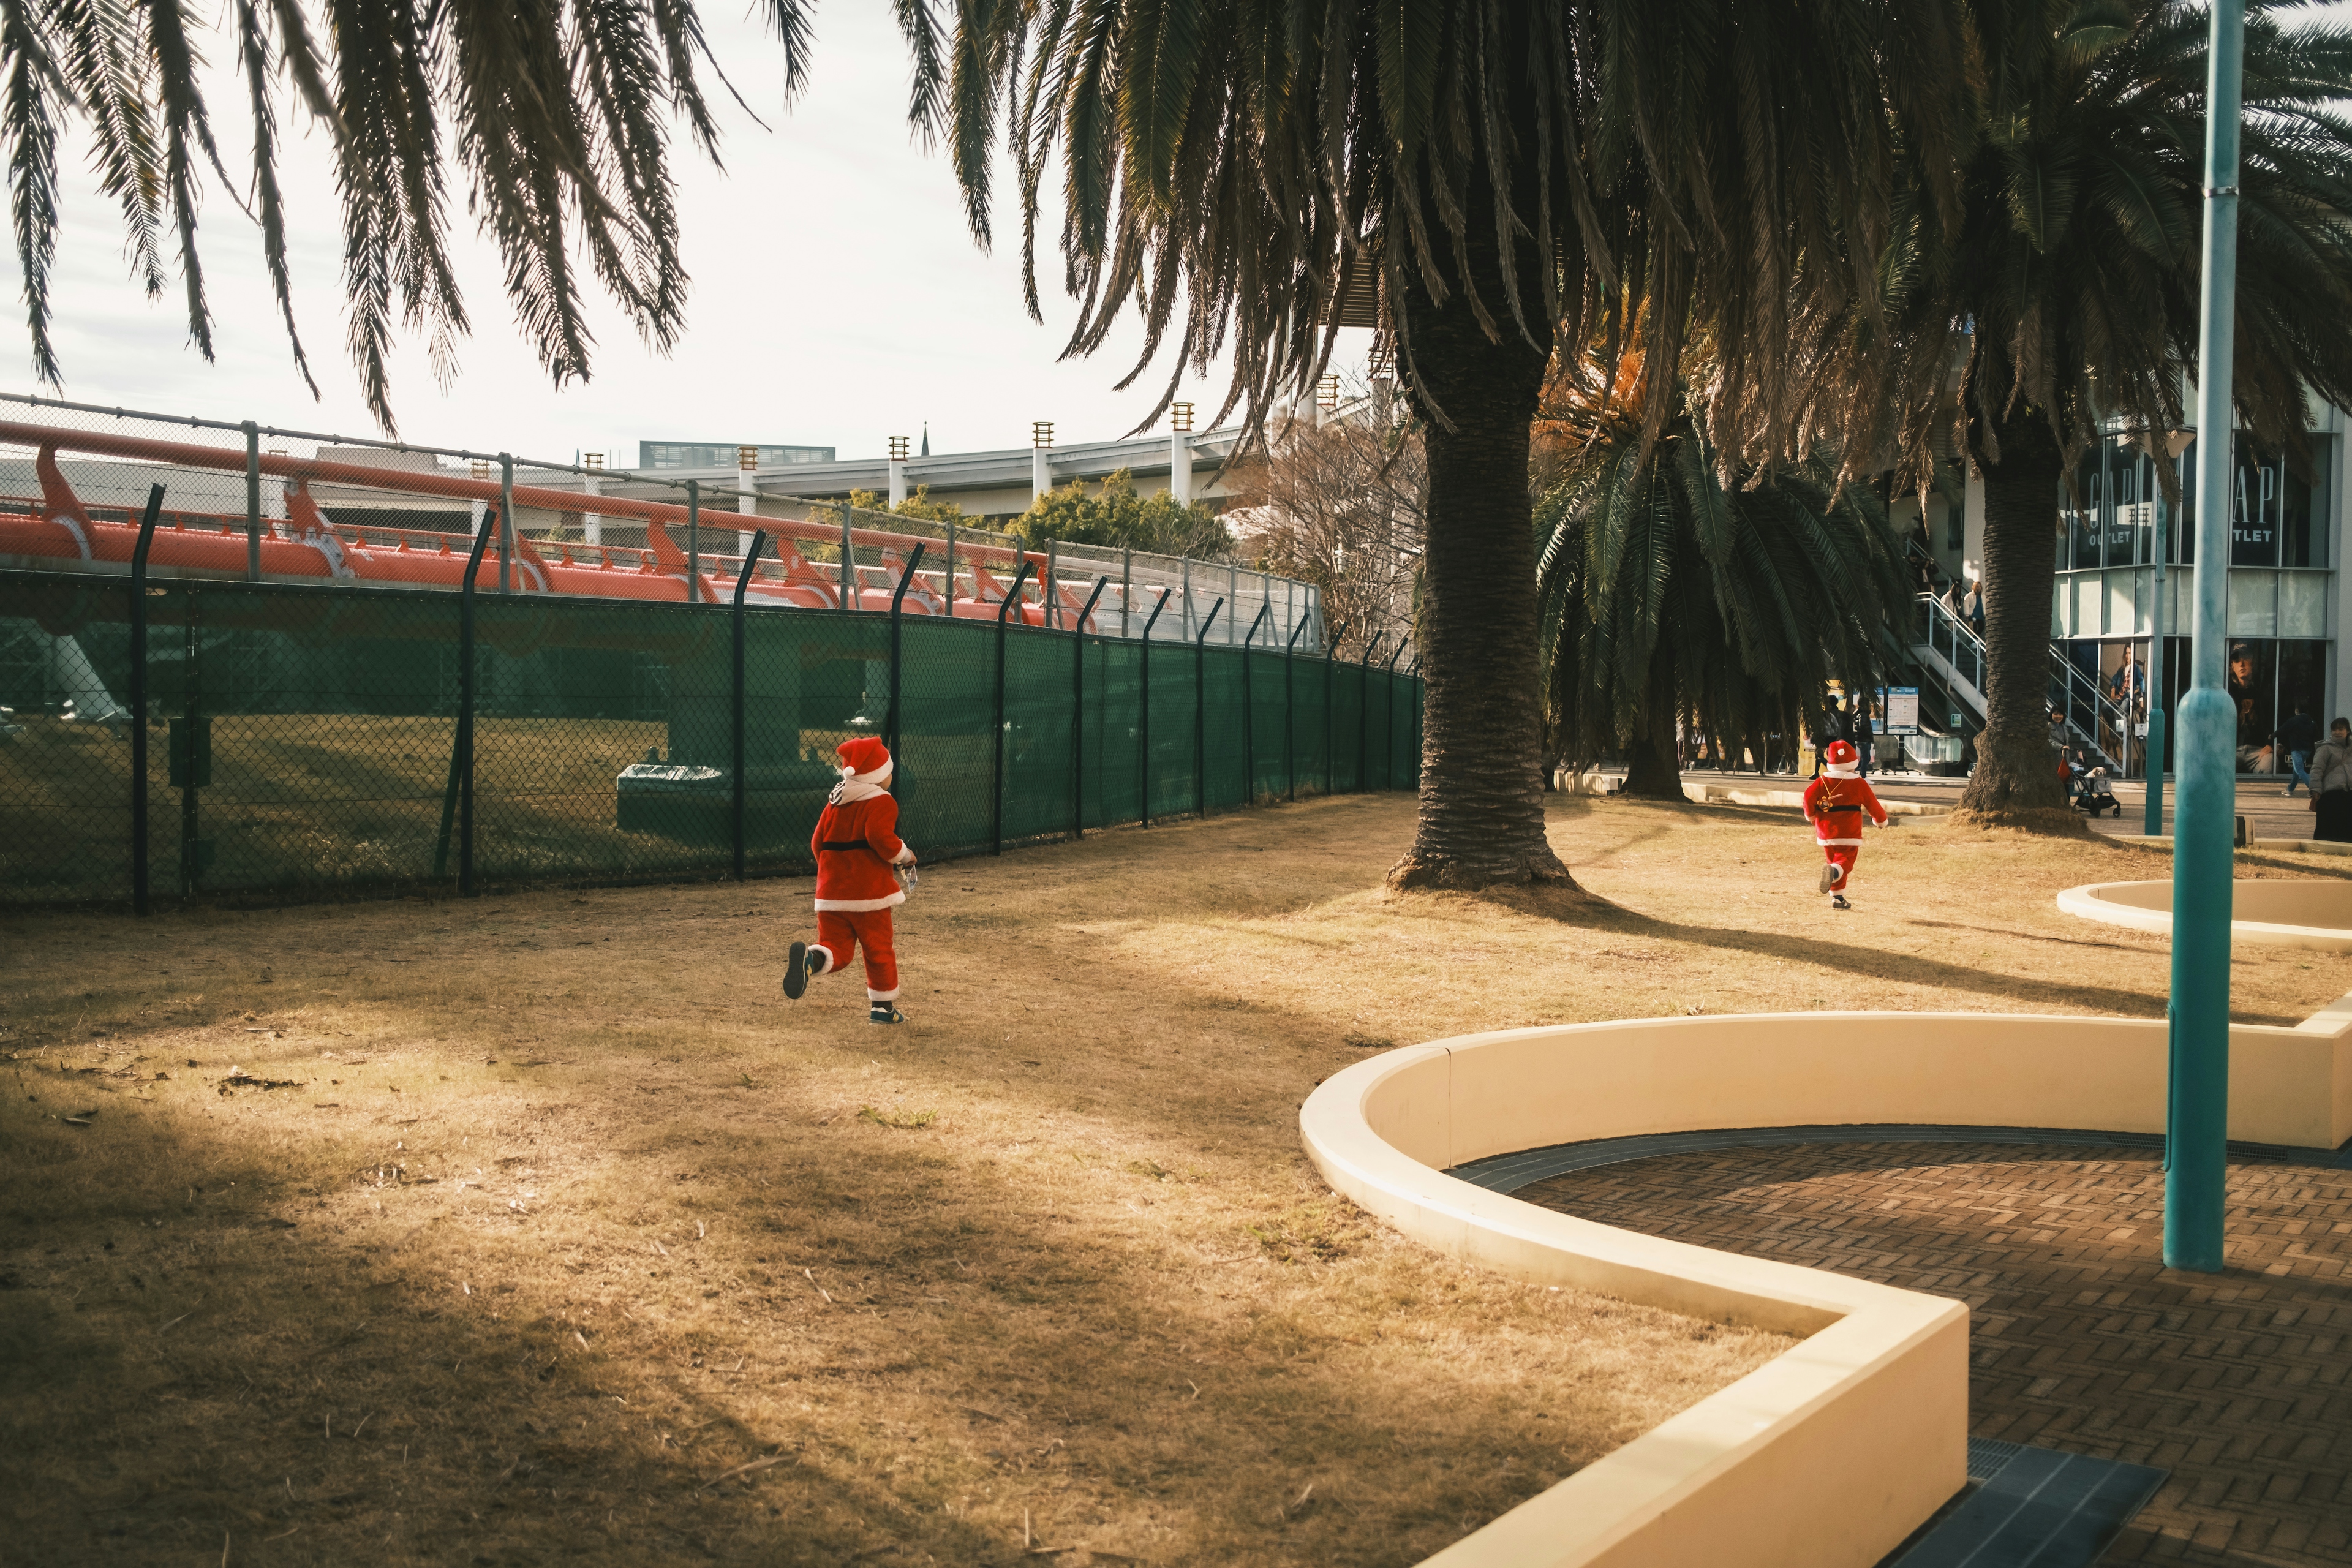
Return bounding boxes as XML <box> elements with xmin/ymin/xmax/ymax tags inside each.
<box><xmin>1802</xmin><ymin>739</ymin><xmax>1891</xmax><ymax>910</ymax></box>
<box><xmin>781</xmin><ymin>737</ymin><xmax>918</xmax><ymax>1024</ymax></box>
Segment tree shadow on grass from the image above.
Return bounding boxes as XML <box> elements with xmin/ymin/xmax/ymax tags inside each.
<box><xmin>1468</xmin><ymin>881</ymin><xmax>2206</xmax><ymax>1020</ymax></box>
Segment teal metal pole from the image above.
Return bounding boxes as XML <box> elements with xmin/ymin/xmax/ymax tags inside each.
<box><xmin>2167</xmin><ymin>0</ymin><xmax>2245</xmax><ymax>1274</ymax></box>
<box><xmin>2144</xmin><ymin>477</ymin><xmax>2169</xmax><ymax>835</ymax></box>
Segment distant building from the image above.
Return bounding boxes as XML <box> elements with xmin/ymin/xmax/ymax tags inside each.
<box><xmin>638</xmin><ymin>442</ymin><xmax>834</xmax><ymax>470</ymax></box>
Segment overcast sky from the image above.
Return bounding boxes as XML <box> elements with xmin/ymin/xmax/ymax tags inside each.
<box><xmin>3</xmin><ymin>6</ymin><xmax>1371</xmax><ymax>467</ymax></box>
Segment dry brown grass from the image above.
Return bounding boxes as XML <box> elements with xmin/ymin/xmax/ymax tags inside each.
<box><xmin>5</xmin><ymin>793</ymin><xmax>2348</xmax><ymax>1567</ymax></box>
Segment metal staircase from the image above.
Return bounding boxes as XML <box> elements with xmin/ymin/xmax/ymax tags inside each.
<box><xmin>1910</xmin><ymin>594</ymin><xmax>2141</xmax><ymax>777</ymax></box>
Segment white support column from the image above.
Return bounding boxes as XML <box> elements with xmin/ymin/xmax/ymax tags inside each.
<box><xmin>888</xmin><ymin>435</ymin><xmax>910</xmax><ymax>509</ymax></box>
<box><xmin>736</xmin><ymin>444</ymin><xmax>758</xmax><ymax>557</ymax></box>
<box><xmin>1032</xmin><ymin>421</ymin><xmax>1055</xmax><ymax>503</ymax></box>
<box><xmin>581</xmin><ymin>453</ymin><xmax>603</xmax><ymax>546</ymax></box>
<box><xmin>1169</xmin><ymin>402</ymin><xmax>1194</xmax><ymax>505</ymax></box>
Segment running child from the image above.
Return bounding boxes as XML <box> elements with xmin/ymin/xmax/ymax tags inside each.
<box><xmin>1802</xmin><ymin>738</ymin><xmax>1890</xmax><ymax>910</ymax></box>
<box><xmin>782</xmin><ymin>736</ymin><xmax>918</xmax><ymax>1023</ymax></box>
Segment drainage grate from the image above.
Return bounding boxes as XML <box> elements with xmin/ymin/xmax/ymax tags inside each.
<box><xmin>1886</xmin><ymin>1443</ymin><xmax>2166</xmax><ymax>1568</ymax></box>
<box><xmin>1449</xmin><ymin>1122</ymin><xmax>2352</xmax><ymax>1194</ymax></box>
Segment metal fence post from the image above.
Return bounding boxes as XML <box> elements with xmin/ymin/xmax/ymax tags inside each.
<box><xmin>1324</xmin><ymin>641</ymin><xmax>1335</xmax><ymax>794</ymax></box>
<box><xmin>1358</xmin><ymin>634</ymin><xmax>1383</xmax><ymax>793</ymax></box>
<box><xmin>992</xmin><ymin>560</ymin><xmax>1034</xmax><ymax>855</ymax></box>
<box><xmin>945</xmin><ymin>522</ymin><xmax>958</xmax><ymax>617</ymax></box>
<box><xmin>1286</xmin><ymin>617</ymin><xmax>1309</xmax><ymax>801</ymax></box>
<box><xmin>1194</xmin><ymin>598</ymin><xmax>1224</xmax><ymax>817</ymax></box>
<box><xmin>1242</xmin><ymin>603</ymin><xmax>1270</xmax><ymax>805</ymax></box>
<box><xmin>887</xmin><ymin>543</ymin><xmax>927</xmax><ymax>766</ymax></box>
<box><xmin>1139</xmin><ymin>588</ymin><xmax>1171</xmax><ymax>826</ymax></box>
<box><xmin>686</xmin><ymin>479</ymin><xmax>701</xmax><ymax>604</ymax></box>
<box><xmin>242</xmin><ymin>421</ymin><xmax>260</xmax><ymax>581</ymax></box>
<box><xmin>178</xmin><ymin>595</ymin><xmax>203</xmax><ymax>895</ymax></box>
<box><xmin>497</xmin><ymin>453</ymin><xmax>515</xmax><ymax>592</ymax></box>
<box><xmin>127</xmin><ymin>485</ymin><xmax>163</xmax><ymax>914</ymax></box>
<box><xmin>840</xmin><ymin>508</ymin><xmax>855</xmax><ymax>611</ymax></box>
<box><xmin>1072</xmin><ymin>578</ymin><xmax>1110</xmax><ymax>839</ymax></box>
<box><xmin>434</xmin><ymin>511</ymin><xmax>498</xmax><ymax>884</ymax></box>
<box><xmin>1384</xmin><ymin>641</ymin><xmax>1407</xmax><ymax>789</ymax></box>
<box><xmin>1401</xmin><ymin>658</ymin><xmax>1420</xmax><ymax>790</ymax></box>
<box><xmin>733</xmin><ymin>530</ymin><xmax>769</xmax><ymax>881</ymax></box>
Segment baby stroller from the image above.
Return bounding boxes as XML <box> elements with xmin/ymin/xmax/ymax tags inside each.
<box><xmin>2075</xmin><ymin>763</ymin><xmax>2122</xmax><ymax>817</ymax></box>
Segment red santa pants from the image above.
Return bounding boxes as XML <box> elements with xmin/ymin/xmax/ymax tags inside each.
<box><xmin>814</xmin><ymin>909</ymin><xmax>899</xmax><ymax>1000</ymax></box>
<box><xmin>1821</xmin><ymin>842</ymin><xmax>1860</xmax><ymax>890</ymax></box>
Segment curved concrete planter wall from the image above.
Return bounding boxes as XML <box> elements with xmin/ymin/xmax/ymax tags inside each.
<box><xmin>1299</xmin><ymin>1009</ymin><xmax>2352</xmax><ymax>1567</ymax></box>
<box><xmin>2058</xmin><ymin>878</ymin><xmax>2352</xmax><ymax>952</ymax></box>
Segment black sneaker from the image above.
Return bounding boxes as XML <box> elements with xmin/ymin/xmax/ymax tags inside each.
<box><xmin>870</xmin><ymin>1003</ymin><xmax>903</xmax><ymax>1026</ymax></box>
<box><xmin>1831</xmin><ymin>892</ymin><xmax>1852</xmax><ymax>910</ymax></box>
<box><xmin>783</xmin><ymin>941</ymin><xmax>811</xmax><ymax>1000</ymax></box>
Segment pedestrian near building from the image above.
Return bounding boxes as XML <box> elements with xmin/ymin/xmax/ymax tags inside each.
<box><xmin>2312</xmin><ymin>720</ymin><xmax>2352</xmax><ymax>843</ymax></box>
<box><xmin>782</xmin><ymin>736</ymin><xmax>919</xmax><ymax>1024</ymax></box>
<box><xmin>1964</xmin><ymin>579</ymin><xmax>1986</xmax><ymax>639</ymax></box>
<box><xmin>1851</xmin><ymin>698</ymin><xmax>1875</xmax><ymax>777</ymax></box>
<box><xmin>2279</xmin><ymin>702</ymin><xmax>2321</xmax><ymax>796</ymax></box>
<box><xmin>1803</xmin><ymin>739</ymin><xmax>1891</xmax><ymax>910</ymax></box>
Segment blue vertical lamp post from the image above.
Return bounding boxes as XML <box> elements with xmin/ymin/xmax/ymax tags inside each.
<box><xmin>2140</xmin><ymin>427</ymin><xmax>2194</xmax><ymax>837</ymax></box>
<box><xmin>2166</xmin><ymin>0</ymin><xmax>2246</xmax><ymax>1273</ymax></box>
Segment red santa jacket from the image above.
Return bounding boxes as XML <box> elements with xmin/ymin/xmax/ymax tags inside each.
<box><xmin>811</xmin><ymin>789</ymin><xmax>914</xmax><ymax>911</ymax></box>
<box><xmin>1801</xmin><ymin>772</ymin><xmax>1889</xmax><ymax>844</ymax></box>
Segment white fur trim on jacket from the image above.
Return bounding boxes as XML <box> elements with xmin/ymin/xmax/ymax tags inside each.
<box><xmin>829</xmin><ymin>763</ymin><xmax>892</xmax><ymax>805</ymax></box>
<box><xmin>813</xmin><ymin>891</ymin><xmax>907</xmax><ymax>912</ymax></box>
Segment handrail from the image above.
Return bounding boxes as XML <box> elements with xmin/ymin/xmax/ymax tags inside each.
<box><xmin>1915</xmin><ymin>594</ymin><xmax>2142</xmax><ymax>778</ymax></box>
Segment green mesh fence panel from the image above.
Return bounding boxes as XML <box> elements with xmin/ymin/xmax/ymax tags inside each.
<box><xmin>0</xmin><ymin>567</ymin><xmax>1421</xmax><ymax>905</ymax></box>
<box><xmin>1197</xmin><ymin>646</ymin><xmax>1248</xmax><ymax>814</ymax></box>
<box><xmin>1076</xmin><ymin>636</ymin><xmax>1140</xmax><ymax>831</ymax></box>
<box><xmin>1141</xmin><ymin>634</ymin><xmax>1196</xmax><ymax>824</ymax></box>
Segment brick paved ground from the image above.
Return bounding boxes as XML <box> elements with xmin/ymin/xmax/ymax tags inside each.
<box><xmin>1517</xmin><ymin>1144</ymin><xmax>2352</xmax><ymax>1565</ymax></box>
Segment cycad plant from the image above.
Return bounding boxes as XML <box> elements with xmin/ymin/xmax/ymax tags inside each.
<box><xmin>1813</xmin><ymin>0</ymin><xmax>2352</xmax><ymax>826</ymax></box>
<box><xmin>1537</xmin><ymin>333</ymin><xmax>1912</xmax><ymax>797</ymax></box>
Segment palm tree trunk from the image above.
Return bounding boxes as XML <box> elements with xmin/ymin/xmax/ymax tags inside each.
<box><xmin>1621</xmin><ymin>726</ymin><xmax>1686</xmax><ymax>798</ymax></box>
<box><xmin>1621</xmin><ymin>649</ymin><xmax>1687</xmax><ymax>799</ymax></box>
<box><xmin>1959</xmin><ymin>406</ymin><xmax>2078</xmax><ymax>826</ymax></box>
<box><xmin>1385</xmin><ymin>170</ymin><xmax>1571</xmax><ymax>890</ymax></box>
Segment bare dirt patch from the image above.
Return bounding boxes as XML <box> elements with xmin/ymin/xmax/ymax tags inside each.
<box><xmin>3</xmin><ymin>793</ymin><xmax>2345</xmax><ymax>1566</ymax></box>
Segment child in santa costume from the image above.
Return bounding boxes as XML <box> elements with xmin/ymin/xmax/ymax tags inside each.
<box><xmin>1801</xmin><ymin>738</ymin><xmax>1891</xmax><ymax>910</ymax></box>
<box><xmin>782</xmin><ymin>736</ymin><xmax>918</xmax><ymax>1023</ymax></box>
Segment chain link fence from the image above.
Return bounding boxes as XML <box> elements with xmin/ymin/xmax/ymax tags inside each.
<box><xmin>0</xmin><ymin>568</ymin><xmax>1419</xmax><ymax>905</ymax></box>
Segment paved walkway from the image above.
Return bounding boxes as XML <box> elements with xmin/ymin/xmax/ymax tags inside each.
<box><xmin>1517</xmin><ymin>1142</ymin><xmax>2352</xmax><ymax>1566</ymax></box>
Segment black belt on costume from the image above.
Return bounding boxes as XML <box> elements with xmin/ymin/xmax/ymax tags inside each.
<box><xmin>818</xmin><ymin>840</ymin><xmax>881</xmax><ymax>854</ymax></box>
<box><xmin>1819</xmin><ymin>805</ymin><xmax>1864</xmax><ymax>813</ymax></box>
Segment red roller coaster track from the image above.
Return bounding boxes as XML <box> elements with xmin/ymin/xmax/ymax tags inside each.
<box><xmin>0</xmin><ymin>421</ymin><xmax>1091</xmax><ymax>628</ymax></box>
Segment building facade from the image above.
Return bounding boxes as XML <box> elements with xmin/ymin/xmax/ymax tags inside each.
<box><xmin>1924</xmin><ymin>404</ymin><xmax>2346</xmax><ymax>777</ymax></box>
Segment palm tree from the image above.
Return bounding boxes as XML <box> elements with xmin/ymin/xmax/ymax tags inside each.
<box><xmin>1536</xmin><ymin>330</ymin><xmax>1912</xmax><ymax>798</ymax></box>
<box><xmin>1815</xmin><ymin>0</ymin><xmax>2352</xmax><ymax>827</ymax></box>
<box><xmin>15</xmin><ymin>0</ymin><xmax>1967</xmax><ymax>888</ymax></box>
<box><xmin>904</xmin><ymin>1</ymin><xmax>1965</xmax><ymax>889</ymax></box>
<box><xmin>2</xmin><ymin>0</ymin><xmax>812</xmax><ymax>426</ymax></box>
